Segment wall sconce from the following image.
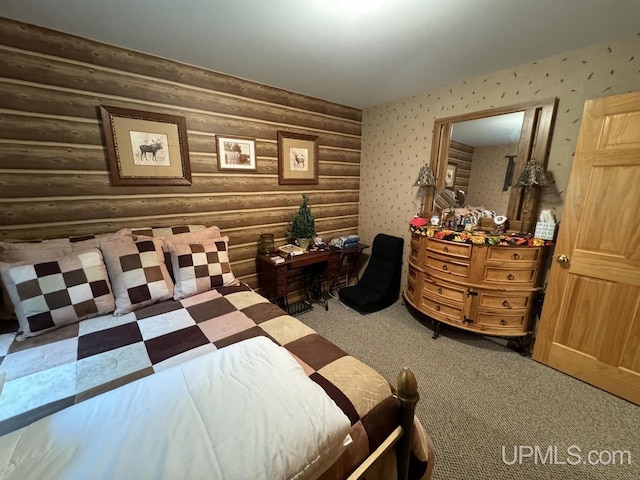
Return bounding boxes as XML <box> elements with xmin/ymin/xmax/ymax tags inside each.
<box><xmin>413</xmin><ymin>164</ymin><xmax>436</xmax><ymax>217</ymax></box>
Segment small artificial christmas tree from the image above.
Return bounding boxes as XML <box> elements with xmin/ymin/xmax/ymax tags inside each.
<box><xmin>288</xmin><ymin>194</ymin><xmax>316</xmax><ymax>243</ymax></box>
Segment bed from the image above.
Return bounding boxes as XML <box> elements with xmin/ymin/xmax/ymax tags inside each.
<box><xmin>0</xmin><ymin>225</ymin><xmax>434</xmax><ymax>480</ymax></box>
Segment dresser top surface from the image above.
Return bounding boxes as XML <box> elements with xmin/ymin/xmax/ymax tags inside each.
<box><xmin>410</xmin><ymin>226</ymin><xmax>552</xmax><ymax>248</ymax></box>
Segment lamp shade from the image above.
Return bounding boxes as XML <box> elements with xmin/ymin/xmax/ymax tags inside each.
<box><xmin>413</xmin><ymin>165</ymin><xmax>436</xmax><ymax>187</ymax></box>
<box><xmin>515</xmin><ymin>159</ymin><xmax>549</xmax><ymax>187</ymax></box>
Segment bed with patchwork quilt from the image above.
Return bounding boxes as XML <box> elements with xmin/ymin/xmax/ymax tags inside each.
<box><xmin>0</xmin><ymin>225</ymin><xmax>434</xmax><ymax>480</ymax></box>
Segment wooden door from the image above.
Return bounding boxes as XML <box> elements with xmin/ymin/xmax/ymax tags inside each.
<box><xmin>532</xmin><ymin>91</ymin><xmax>640</xmax><ymax>405</ymax></box>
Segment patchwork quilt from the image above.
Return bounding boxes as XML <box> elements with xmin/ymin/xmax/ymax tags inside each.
<box><xmin>0</xmin><ymin>284</ymin><xmax>430</xmax><ymax>479</ymax></box>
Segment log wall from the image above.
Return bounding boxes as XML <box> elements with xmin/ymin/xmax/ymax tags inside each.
<box><xmin>0</xmin><ymin>18</ymin><xmax>362</xmax><ymax>289</ymax></box>
<box><xmin>447</xmin><ymin>140</ymin><xmax>472</xmax><ymax>191</ymax></box>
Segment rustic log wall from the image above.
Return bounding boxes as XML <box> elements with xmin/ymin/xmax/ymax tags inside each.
<box><xmin>0</xmin><ymin>18</ymin><xmax>362</xmax><ymax>289</ymax></box>
<box><xmin>447</xmin><ymin>140</ymin><xmax>472</xmax><ymax>192</ymax></box>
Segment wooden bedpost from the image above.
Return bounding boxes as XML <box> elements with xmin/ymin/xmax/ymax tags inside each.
<box><xmin>396</xmin><ymin>367</ymin><xmax>419</xmax><ymax>480</ymax></box>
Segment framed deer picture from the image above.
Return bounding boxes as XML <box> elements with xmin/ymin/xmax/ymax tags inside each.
<box><xmin>277</xmin><ymin>131</ymin><xmax>319</xmax><ymax>185</ymax></box>
<box><xmin>100</xmin><ymin>105</ymin><xmax>191</xmax><ymax>186</ymax></box>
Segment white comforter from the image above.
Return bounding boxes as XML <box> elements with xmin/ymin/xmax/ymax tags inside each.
<box><xmin>0</xmin><ymin>337</ymin><xmax>351</xmax><ymax>480</ymax></box>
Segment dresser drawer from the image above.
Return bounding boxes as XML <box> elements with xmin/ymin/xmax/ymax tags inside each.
<box><xmin>475</xmin><ymin>311</ymin><xmax>527</xmax><ymax>329</ymax></box>
<box><xmin>421</xmin><ymin>294</ymin><xmax>464</xmax><ymax>320</ymax></box>
<box><xmin>483</xmin><ymin>266</ymin><xmax>536</xmax><ymax>284</ymax></box>
<box><xmin>426</xmin><ymin>254</ymin><xmax>470</xmax><ymax>278</ymax></box>
<box><xmin>478</xmin><ymin>292</ymin><xmax>531</xmax><ymax>309</ymax></box>
<box><xmin>410</xmin><ymin>238</ymin><xmax>420</xmax><ymax>262</ymax></box>
<box><xmin>426</xmin><ymin>239</ymin><xmax>471</xmax><ymax>259</ymax></box>
<box><xmin>487</xmin><ymin>247</ymin><xmax>541</xmax><ymax>262</ymax></box>
<box><xmin>423</xmin><ymin>279</ymin><xmax>466</xmax><ymax>303</ymax></box>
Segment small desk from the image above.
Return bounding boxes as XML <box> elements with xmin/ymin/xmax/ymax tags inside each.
<box><xmin>331</xmin><ymin>243</ymin><xmax>369</xmax><ymax>291</ymax></box>
<box><xmin>256</xmin><ymin>248</ymin><xmax>340</xmax><ymax>315</ymax></box>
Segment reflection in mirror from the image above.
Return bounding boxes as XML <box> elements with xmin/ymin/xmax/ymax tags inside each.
<box><xmin>427</xmin><ymin>98</ymin><xmax>558</xmax><ymax>233</ymax></box>
<box><xmin>449</xmin><ymin>111</ymin><xmax>524</xmax><ymax>215</ymax></box>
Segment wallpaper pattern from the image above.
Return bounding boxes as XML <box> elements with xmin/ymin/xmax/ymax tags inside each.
<box><xmin>466</xmin><ymin>143</ymin><xmax>518</xmax><ymax>214</ymax></box>
<box><xmin>360</xmin><ymin>33</ymin><xmax>640</xmax><ymax>281</ymax></box>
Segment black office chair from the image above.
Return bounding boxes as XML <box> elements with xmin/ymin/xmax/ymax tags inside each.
<box><xmin>338</xmin><ymin>233</ymin><xmax>404</xmax><ymax>314</ymax></box>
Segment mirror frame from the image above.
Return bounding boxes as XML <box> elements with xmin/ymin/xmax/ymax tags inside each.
<box><xmin>425</xmin><ymin>97</ymin><xmax>558</xmax><ymax>233</ymax></box>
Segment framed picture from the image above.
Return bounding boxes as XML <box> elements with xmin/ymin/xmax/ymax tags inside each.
<box><xmin>277</xmin><ymin>131</ymin><xmax>319</xmax><ymax>185</ymax></box>
<box><xmin>445</xmin><ymin>164</ymin><xmax>457</xmax><ymax>187</ymax></box>
<box><xmin>216</xmin><ymin>135</ymin><xmax>257</xmax><ymax>171</ymax></box>
<box><xmin>99</xmin><ymin>105</ymin><xmax>191</xmax><ymax>186</ymax></box>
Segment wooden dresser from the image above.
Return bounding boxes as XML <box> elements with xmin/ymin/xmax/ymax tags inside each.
<box><xmin>405</xmin><ymin>230</ymin><xmax>548</xmax><ymax>337</ymax></box>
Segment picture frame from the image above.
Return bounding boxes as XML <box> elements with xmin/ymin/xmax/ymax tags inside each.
<box><xmin>216</xmin><ymin>135</ymin><xmax>257</xmax><ymax>172</ymax></box>
<box><xmin>445</xmin><ymin>164</ymin><xmax>457</xmax><ymax>187</ymax></box>
<box><xmin>99</xmin><ymin>105</ymin><xmax>191</xmax><ymax>186</ymax></box>
<box><xmin>277</xmin><ymin>131</ymin><xmax>319</xmax><ymax>185</ymax></box>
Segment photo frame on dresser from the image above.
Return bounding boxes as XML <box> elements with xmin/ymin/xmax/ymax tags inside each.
<box><xmin>100</xmin><ymin>105</ymin><xmax>191</xmax><ymax>186</ymax></box>
<box><xmin>216</xmin><ymin>135</ymin><xmax>257</xmax><ymax>171</ymax></box>
<box><xmin>277</xmin><ymin>131</ymin><xmax>319</xmax><ymax>185</ymax></box>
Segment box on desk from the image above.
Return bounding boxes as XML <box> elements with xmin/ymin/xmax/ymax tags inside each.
<box><xmin>330</xmin><ymin>235</ymin><xmax>359</xmax><ymax>249</ymax></box>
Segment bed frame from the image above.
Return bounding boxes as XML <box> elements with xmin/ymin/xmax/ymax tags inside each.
<box><xmin>349</xmin><ymin>368</ymin><xmax>434</xmax><ymax>480</ymax></box>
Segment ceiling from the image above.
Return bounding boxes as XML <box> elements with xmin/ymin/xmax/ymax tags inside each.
<box><xmin>1</xmin><ymin>0</ymin><xmax>639</xmax><ymax>109</ymax></box>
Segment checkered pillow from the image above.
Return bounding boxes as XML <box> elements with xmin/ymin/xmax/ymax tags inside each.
<box><xmin>130</xmin><ymin>225</ymin><xmax>208</xmax><ymax>238</ymax></box>
<box><xmin>0</xmin><ymin>229</ymin><xmax>131</xmax><ymax>320</ymax></box>
<box><xmin>100</xmin><ymin>237</ymin><xmax>174</xmax><ymax>315</ymax></box>
<box><xmin>168</xmin><ymin>237</ymin><xmax>237</xmax><ymax>300</ymax></box>
<box><xmin>0</xmin><ymin>249</ymin><xmax>115</xmax><ymax>341</ymax></box>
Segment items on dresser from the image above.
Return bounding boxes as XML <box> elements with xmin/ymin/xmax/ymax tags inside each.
<box><xmin>404</xmin><ymin>227</ymin><xmax>550</xmax><ymax>338</ymax></box>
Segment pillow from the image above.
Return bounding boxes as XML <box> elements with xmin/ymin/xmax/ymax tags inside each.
<box><xmin>130</xmin><ymin>225</ymin><xmax>211</xmax><ymax>239</ymax></box>
<box><xmin>0</xmin><ymin>249</ymin><xmax>115</xmax><ymax>341</ymax></box>
<box><xmin>100</xmin><ymin>237</ymin><xmax>174</xmax><ymax>315</ymax></box>
<box><xmin>168</xmin><ymin>237</ymin><xmax>238</xmax><ymax>300</ymax></box>
<box><xmin>0</xmin><ymin>229</ymin><xmax>131</xmax><ymax>320</ymax></box>
<box><xmin>133</xmin><ymin>226</ymin><xmax>223</xmax><ymax>281</ymax></box>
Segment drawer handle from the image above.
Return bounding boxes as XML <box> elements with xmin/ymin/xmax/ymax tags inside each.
<box><xmin>435</xmin><ymin>305</ymin><xmax>441</xmax><ymax>312</ymax></box>
<box><xmin>442</xmin><ymin>265</ymin><xmax>448</xmax><ymax>271</ymax></box>
<box><xmin>500</xmin><ymin>319</ymin><xmax>507</xmax><ymax>325</ymax></box>
<box><xmin>503</xmin><ymin>300</ymin><xmax>510</xmax><ymax>307</ymax></box>
<box><xmin>437</xmin><ymin>287</ymin><xmax>443</xmax><ymax>294</ymax></box>
<box><xmin>507</xmin><ymin>274</ymin><xmax>515</xmax><ymax>280</ymax></box>
<box><xmin>442</xmin><ymin>246</ymin><xmax>449</xmax><ymax>253</ymax></box>
<box><xmin>512</xmin><ymin>253</ymin><xmax>520</xmax><ymax>260</ymax></box>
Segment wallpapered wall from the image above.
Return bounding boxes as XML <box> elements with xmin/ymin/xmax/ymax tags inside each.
<box><xmin>360</xmin><ymin>33</ymin><xmax>640</xmax><ymax>282</ymax></box>
<box><xmin>467</xmin><ymin>143</ymin><xmax>518</xmax><ymax>214</ymax></box>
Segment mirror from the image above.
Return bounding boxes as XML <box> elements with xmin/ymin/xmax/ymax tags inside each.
<box><xmin>426</xmin><ymin>98</ymin><xmax>558</xmax><ymax>233</ymax></box>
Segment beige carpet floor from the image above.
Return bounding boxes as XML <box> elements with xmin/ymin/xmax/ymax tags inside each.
<box><xmin>298</xmin><ymin>297</ymin><xmax>640</xmax><ymax>480</ymax></box>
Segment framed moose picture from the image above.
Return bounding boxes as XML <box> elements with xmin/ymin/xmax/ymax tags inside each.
<box><xmin>100</xmin><ymin>105</ymin><xmax>192</xmax><ymax>186</ymax></box>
